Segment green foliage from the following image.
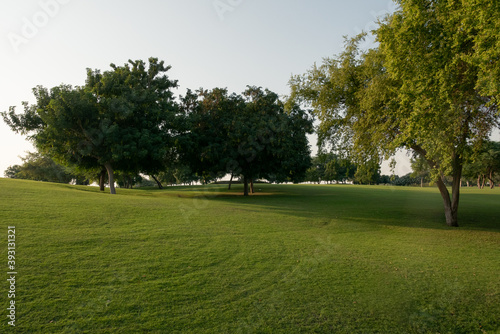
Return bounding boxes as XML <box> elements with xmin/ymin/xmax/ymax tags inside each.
<box><xmin>136</xmin><ymin>178</ymin><xmax>156</xmax><ymax>188</ymax></box>
<box><xmin>181</xmin><ymin>86</ymin><xmax>313</xmax><ymax>194</ymax></box>
<box><xmin>4</xmin><ymin>164</ymin><xmax>21</xmax><ymax>179</ymax></box>
<box><xmin>390</xmin><ymin>173</ymin><xmax>424</xmax><ymax>187</ymax></box>
<box><xmin>461</xmin><ymin>0</ymin><xmax>500</xmax><ymax>104</ymax></box>
<box><xmin>115</xmin><ymin>171</ymin><xmax>143</xmax><ymax>189</ymax></box>
<box><xmin>354</xmin><ymin>158</ymin><xmax>381</xmax><ymax>185</ymax></box>
<box><xmin>2</xmin><ymin>58</ymin><xmax>179</xmax><ymax>194</ymax></box>
<box><xmin>411</xmin><ymin>154</ymin><xmax>431</xmax><ymax>184</ymax></box>
<box><xmin>4</xmin><ymin>152</ymin><xmax>77</xmax><ymax>184</ymax></box>
<box><xmin>305</xmin><ymin>153</ymin><xmax>359</xmax><ymax>184</ymax></box>
<box><xmin>1</xmin><ymin>179</ymin><xmax>499</xmax><ymax>332</ymax></box>
<box><xmin>179</xmin><ymin>87</ymin><xmax>243</xmax><ymax>182</ymax></box>
<box><xmin>376</xmin><ymin>0</ymin><xmax>498</xmax><ymax>169</ymax></box>
<box><xmin>463</xmin><ymin>140</ymin><xmax>500</xmax><ymax>188</ymax></box>
<box><xmin>84</xmin><ymin>58</ymin><xmax>179</xmax><ymax>175</ymax></box>
<box><xmin>157</xmin><ymin>164</ymin><xmax>199</xmax><ymax>186</ymax></box>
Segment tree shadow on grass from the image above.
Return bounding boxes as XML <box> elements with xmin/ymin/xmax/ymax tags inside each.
<box><xmin>205</xmin><ymin>185</ymin><xmax>500</xmax><ymax>232</ymax></box>
<box><xmin>55</xmin><ymin>181</ymin><xmax>500</xmax><ymax>232</ymax></box>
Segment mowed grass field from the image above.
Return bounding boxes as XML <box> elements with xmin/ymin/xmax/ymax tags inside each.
<box><xmin>1</xmin><ymin>178</ymin><xmax>499</xmax><ymax>333</ymax></box>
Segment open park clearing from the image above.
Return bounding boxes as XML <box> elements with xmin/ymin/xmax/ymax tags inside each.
<box><xmin>1</xmin><ymin>178</ymin><xmax>499</xmax><ymax>333</ymax></box>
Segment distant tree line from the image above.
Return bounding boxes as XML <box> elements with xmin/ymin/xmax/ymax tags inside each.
<box><xmin>304</xmin><ymin>152</ymin><xmax>379</xmax><ymax>185</ymax></box>
<box><xmin>305</xmin><ymin>140</ymin><xmax>500</xmax><ymax>188</ymax></box>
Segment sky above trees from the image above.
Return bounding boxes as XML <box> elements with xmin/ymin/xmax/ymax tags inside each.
<box><xmin>0</xmin><ymin>0</ymin><xmax>401</xmax><ymax>174</ymax></box>
<box><xmin>1</xmin><ymin>1</ymin><xmax>497</xmax><ymax>175</ymax></box>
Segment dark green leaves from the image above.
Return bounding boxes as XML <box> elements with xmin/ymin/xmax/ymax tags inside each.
<box><xmin>180</xmin><ymin>86</ymin><xmax>313</xmax><ymax>193</ymax></box>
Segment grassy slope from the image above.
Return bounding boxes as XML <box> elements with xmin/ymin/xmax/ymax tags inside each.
<box><xmin>0</xmin><ymin>178</ymin><xmax>499</xmax><ymax>333</ymax></box>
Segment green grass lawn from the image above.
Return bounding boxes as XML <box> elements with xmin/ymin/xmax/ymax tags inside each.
<box><xmin>1</xmin><ymin>178</ymin><xmax>499</xmax><ymax>333</ymax></box>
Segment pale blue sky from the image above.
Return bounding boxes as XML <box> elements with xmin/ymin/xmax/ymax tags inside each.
<box><xmin>0</xmin><ymin>0</ymin><xmax>406</xmax><ymax>175</ymax></box>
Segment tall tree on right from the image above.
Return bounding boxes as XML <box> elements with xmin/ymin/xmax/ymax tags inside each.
<box><xmin>289</xmin><ymin>0</ymin><xmax>499</xmax><ymax>226</ymax></box>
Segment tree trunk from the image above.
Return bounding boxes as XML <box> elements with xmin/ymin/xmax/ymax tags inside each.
<box><xmin>489</xmin><ymin>170</ymin><xmax>495</xmax><ymax>189</ymax></box>
<box><xmin>250</xmin><ymin>179</ymin><xmax>254</xmax><ymax>194</ymax></box>
<box><xmin>151</xmin><ymin>175</ymin><xmax>163</xmax><ymax>189</ymax></box>
<box><xmin>435</xmin><ymin>159</ymin><xmax>462</xmax><ymax>228</ymax></box>
<box><xmin>421</xmin><ymin>177</ymin><xmax>423</xmax><ymax>188</ymax></box>
<box><xmin>228</xmin><ymin>173</ymin><xmax>233</xmax><ymax>190</ymax></box>
<box><xmin>435</xmin><ymin>178</ymin><xmax>458</xmax><ymax>227</ymax></box>
<box><xmin>412</xmin><ymin>144</ymin><xmax>460</xmax><ymax>227</ymax></box>
<box><xmin>243</xmin><ymin>175</ymin><xmax>249</xmax><ymax>196</ymax></box>
<box><xmin>99</xmin><ymin>168</ymin><xmax>106</xmax><ymax>192</ymax></box>
<box><xmin>104</xmin><ymin>163</ymin><xmax>116</xmax><ymax>195</ymax></box>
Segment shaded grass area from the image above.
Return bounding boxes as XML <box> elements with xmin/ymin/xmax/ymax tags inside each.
<box><xmin>1</xmin><ymin>179</ymin><xmax>499</xmax><ymax>333</ymax></box>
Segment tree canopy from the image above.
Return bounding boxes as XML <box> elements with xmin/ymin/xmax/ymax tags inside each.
<box><xmin>180</xmin><ymin>86</ymin><xmax>313</xmax><ymax>195</ymax></box>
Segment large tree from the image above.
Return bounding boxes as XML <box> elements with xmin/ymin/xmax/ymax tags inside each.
<box><xmin>181</xmin><ymin>86</ymin><xmax>313</xmax><ymax>196</ymax></box>
<box><xmin>289</xmin><ymin>0</ymin><xmax>499</xmax><ymax>226</ymax></box>
<box><xmin>2</xmin><ymin>58</ymin><xmax>179</xmax><ymax>194</ymax></box>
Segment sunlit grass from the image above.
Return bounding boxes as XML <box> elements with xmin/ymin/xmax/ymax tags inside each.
<box><xmin>1</xmin><ymin>179</ymin><xmax>499</xmax><ymax>333</ymax></box>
